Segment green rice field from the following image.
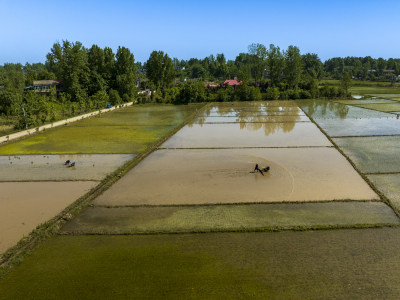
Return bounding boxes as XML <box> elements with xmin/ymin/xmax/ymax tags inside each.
<box><xmin>333</xmin><ymin>136</ymin><xmax>400</xmax><ymax>173</ymax></box>
<box><xmin>2</xmin><ymin>230</ymin><xmax>400</xmax><ymax>299</ymax></box>
<box><xmin>298</xmin><ymin>99</ymin><xmax>393</xmax><ymax>119</ymax></box>
<box><xmin>354</xmin><ymin>102</ymin><xmax>400</xmax><ymax>112</ymax></box>
<box><xmin>0</xmin><ymin>104</ymin><xmax>202</xmax><ymax>155</ymax></box>
<box><xmin>62</xmin><ymin>202</ymin><xmax>398</xmax><ymax>234</ymax></box>
<box><xmin>350</xmin><ymin>86</ymin><xmax>400</xmax><ymax>95</ymax></box>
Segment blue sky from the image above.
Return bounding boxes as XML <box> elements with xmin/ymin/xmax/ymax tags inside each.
<box><xmin>1</xmin><ymin>0</ymin><xmax>399</xmax><ymax>64</ymax></box>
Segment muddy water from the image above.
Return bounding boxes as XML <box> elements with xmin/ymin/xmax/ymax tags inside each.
<box><xmin>0</xmin><ymin>154</ymin><xmax>134</xmax><ymax>181</ymax></box>
<box><xmin>193</xmin><ymin>114</ymin><xmax>311</xmax><ymax>124</ymax></box>
<box><xmin>94</xmin><ymin>148</ymin><xmax>378</xmax><ymax>206</ymax></box>
<box><xmin>0</xmin><ymin>181</ymin><xmax>98</xmax><ymax>254</ymax></box>
<box><xmin>316</xmin><ymin>118</ymin><xmax>400</xmax><ymax>137</ymax></box>
<box><xmin>161</xmin><ymin>123</ymin><xmax>331</xmax><ymax>148</ymax></box>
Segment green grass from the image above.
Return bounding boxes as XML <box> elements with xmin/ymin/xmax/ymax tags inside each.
<box><xmin>354</xmin><ymin>102</ymin><xmax>400</xmax><ymax>112</ymax></box>
<box><xmin>0</xmin><ymin>104</ymin><xmax>201</xmax><ymax>154</ymax></box>
<box><xmin>2</xmin><ymin>230</ymin><xmax>400</xmax><ymax>299</ymax></box>
<box><xmin>61</xmin><ymin>202</ymin><xmax>399</xmax><ymax>234</ymax></box>
<box><xmin>73</xmin><ymin>104</ymin><xmax>201</xmax><ymax>127</ymax></box>
<box><xmin>321</xmin><ymin>79</ymin><xmax>400</xmax><ymax>88</ymax></box>
<box><xmin>335</xmin><ymin>99</ymin><xmax>397</xmax><ymax>105</ymax></box>
<box><xmin>350</xmin><ymin>86</ymin><xmax>400</xmax><ymax>95</ymax></box>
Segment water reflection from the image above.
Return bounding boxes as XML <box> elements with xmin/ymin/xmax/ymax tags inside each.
<box><xmin>192</xmin><ymin>103</ymin><xmax>306</xmax><ymax>136</ymax></box>
<box><xmin>299</xmin><ymin>100</ymin><xmax>349</xmax><ymax>119</ymax></box>
<box><xmin>191</xmin><ymin>116</ymin><xmax>298</xmax><ymax>136</ymax></box>
<box><xmin>238</xmin><ymin>121</ymin><xmax>296</xmax><ymax>136</ymax></box>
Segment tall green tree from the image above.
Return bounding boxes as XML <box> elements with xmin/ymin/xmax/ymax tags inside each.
<box><xmin>302</xmin><ymin>53</ymin><xmax>323</xmax><ymax>79</ymax></box>
<box><xmin>46</xmin><ymin>40</ymin><xmax>89</xmax><ymax>101</ymax></box>
<box><xmin>248</xmin><ymin>43</ymin><xmax>267</xmax><ymax>84</ymax></box>
<box><xmin>146</xmin><ymin>51</ymin><xmax>176</xmax><ymax>88</ymax></box>
<box><xmin>114</xmin><ymin>46</ymin><xmax>137</xmax><ymax>98</ymax></box>
<box><xmin>340</xmin><ymin>72</ymin><xmax>352</xmax><ymax>96</ymax></box>
<box><xmin>267</xmin><ymin>44</ymin><xmax>284</xmax><ymax>87</ymax></box>
<box><xmin>284</xmin><ymin>45</ymin><xmax>303</xmax><ymax>89</ymax></box>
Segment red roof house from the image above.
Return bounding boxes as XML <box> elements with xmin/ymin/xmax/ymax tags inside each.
<box><xmin>223</xmin><ymin>79</ymin><xmax>242</xmax><ymax>86</ymax></box>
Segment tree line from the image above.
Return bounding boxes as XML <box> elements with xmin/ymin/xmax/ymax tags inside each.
<box><xmin>1</xmin><ymin>40</ymin><xmax>399</xmax><ymax>129</ymax></box>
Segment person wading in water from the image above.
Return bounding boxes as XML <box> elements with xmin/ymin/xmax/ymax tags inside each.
<box><xmin>253</xmin><ymin>164</ymin><xmax>270</xmax><ymax>176</ymax></box>
<box><xmin>254</xmin><ymin>164</ymin><xmax>264</xmax><ymax>176</ymax></box>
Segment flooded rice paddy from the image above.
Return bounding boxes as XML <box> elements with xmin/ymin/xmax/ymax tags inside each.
<box><xmin>193</xmin><ymin>114</ymin><xmax>311</xmax><ymax>123</ymax></box>
<box><xmin>333</xmin><ymin>136</ymin><xmax>400</xmax><ymax>173</ymax></box>
<box><xmin>316</xmin><ymin>118</ymin><xmax>400</xmax><ymax>137</ymax></box>
<box><xmin>0</xmin><ymin>181</ymin><xmax>97</xmax><ymax>254</ymax></box>
<box><xmin>368</xmin><ymin>174</ymin><xmax>400</xmax><ymax>210</ymax></box>
<box><xmin>4</xmin><ymin>100</ymin><xmax>400</xmax><ymax>298</ymax></box>
<box><xmin>0</xmin><ymin>104</ymin><xmax>196</xmax><ymax>255</ymax></box>
<box><xmin>306</xmin><ymin>99</ymin><xmax>400</xmax><ymax>222</ymax></box>
<box><xmin>63</xmin><ymin>202</ymin><xmax>398</xmax><ymax>234</ymax></box>
<box><xmin>94</xmin><ymin>148</ymin><xmax>378</xmax><ymax>205</ymax></box>
<box><xmin>0</xmin><ymin>154</ymin><xmax>134</xmax><ymax>181</ymax></box>
<box><xmin>161</xmin><ymin>122</ymin><xmax>331</xmax><ymax>148</ymax></box>
<box><xmin>298</xmin><ymin>99</ymin><xmax>394</xmax><ymax>119</ymax></box>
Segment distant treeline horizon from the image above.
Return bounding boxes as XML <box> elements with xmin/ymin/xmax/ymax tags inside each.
<box><xmin>0</xmin><ymin>40</ymin><xmax>399</xmax><ymax>130</ymax></box>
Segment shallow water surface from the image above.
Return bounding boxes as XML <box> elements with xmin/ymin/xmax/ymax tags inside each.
<box><xmin>333</xmin><ymin>136</ymin><xmax>400</xmax><ymax>173</ymax></box>
<box><xmin>0</xmin><ymin>181</ymin><xmax>98</xmax><ymax>254</ymax></box>
<box><xmin>299</xmin><ymin>100</ymin><xmax>393</xmax><ymax>119</ymax></box>
<box><xmin>161</xmin><ymin>123</ymin><xmax>331</xmax><ymax>148</ymax></box>
<box><xmin>315</xmin><ymin>118</ymin><xmax>400</xmax><ymax>137</ymax></box>
<box><xmin>0</xmin><ymin>154</ymin><xmax>134</xmax><ymax>181</ymax></box>
<box><xmin>368</xmin><ymin>174</ymin><xmax>400</xmax><ymax>211</ymax></box>
<box><xmin>193</xmin><ymin>114</ymin><xmax>310</xmax><ymax>124</ymax></box>
<box><xmin>94</xmin><ymin>148</ymin><xmax>378</xmax><ymax>206</ymax></box>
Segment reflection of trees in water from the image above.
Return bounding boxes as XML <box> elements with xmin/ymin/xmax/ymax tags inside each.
<box><xmin>300</xmin><ymin>100</ymin><xmax>349</xmax><ymax>119</ymax></box>
<box><xmin>189</xmin><ymin>105</ymin><xmax>300</xmax><ymax>134</ymax></box>
<box><xmin>239</xmin><ymin>120</ymin><xmax>296</xmax><ymax>136</ymax></box>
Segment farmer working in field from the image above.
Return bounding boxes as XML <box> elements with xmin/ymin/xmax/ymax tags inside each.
<box><xmin>253</xmin><ymin>164</ymin><xmax>270</xmax><ymax>176</ymax></box>
<box><xmin>254</xmin><ymin>164</ymin><xmax>264</xmax><ymax>176</ymax></box>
